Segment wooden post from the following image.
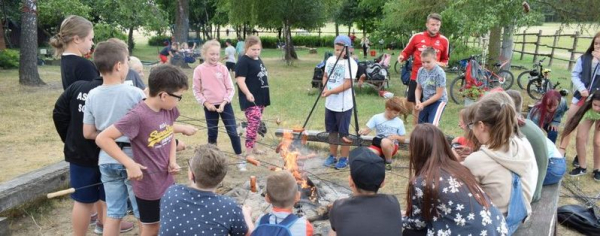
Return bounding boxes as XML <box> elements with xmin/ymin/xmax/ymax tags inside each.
<box><xmin>549</xmin><ymin>30</ymin><xmax>559</xmax><ymax>67</ymax></box>
<box><xmin>568</xmin><ymin>31</ymin><xmax>580</xmax><ymax>71</ymax></box>
<box><xmin>533</xmin><ymin>30</ymin><xmax>542</xmax><ymax>63</ymax></box>
<box><xmin>520</xmin><ymin>30</ymin><xmax>526</xmax><ymax>60</ymax></box>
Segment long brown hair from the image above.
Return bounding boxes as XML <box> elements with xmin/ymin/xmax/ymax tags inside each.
<box><xmin>461</xmin><ymin>106</ymin><xmax>481</xmax><ymax>151</ymax></box>
<box><xmin>406</xmin><ymin>124</ymin><xmax>490</xmax><ymax>221</ymax></box>
<box><xmin>585</xmin><ymin>31</ymin><xmax>600</xmax><ymax>55</ymax></box>
<box><xmin>49</xmin><ymin>15</ymin><xmax>93</xmax><ymax>58</ymax></box>
<box><xmin>562</xmin><ymin>91</ymin><xmax>600</xmax><ymax>139</ymax></box>
<box><xmin>472</xmin><ymin>91</ymin><xmax>517</xmax><ymax>150</ymax></box>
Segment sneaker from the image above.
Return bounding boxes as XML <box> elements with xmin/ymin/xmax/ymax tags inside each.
<box><xmin>94</xmin><ymin>221</ymin><xmax>135</xmax><ymax>234</ymax></box>
<box><xmin>593</xmin><ymin>170</ymin><xmax>600</xmax><ymax>182</ymax></box>
<box><xmin>572</xmin><ymin>155</ymin><xmax>580</xmax><ymax>168</ymax></box>
<box><xmin>335</xmin><ymin>157</ymin><xmax>349</xmax><ymax>170</ymax></box>
<box><xmin>323</xmin><ymin>155</ymin><xmax>337</xmax><ymax>167</ymax></box>
<box><xmin>569</xmin><ymin>167</ymin><xmax>587</xmax><ymax>176</ymax></box>
<box><xmin>385</xmin><ymin>163</ymin><xmax>392</xmax><ymax>171</ymax></box>
<box><xmin>237</xmin><ymin>161</ymin><xmax>247</xmax><ymax>172</ymax></box>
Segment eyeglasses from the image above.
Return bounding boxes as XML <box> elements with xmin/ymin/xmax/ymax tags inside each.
<box><xmin>166</xmin><ymin>92</ymin><xmax>183</xmax><ymax>101</ymax></box>
<box><xmin>467</xmin><ymin>122</ymin><xmax>474</xmax><ymax>130</ymax></box>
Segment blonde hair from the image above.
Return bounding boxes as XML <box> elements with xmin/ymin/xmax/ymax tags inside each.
<box><xmin>244</xmin><ymin>36</ymin><xmax>262</xmax><ymax>53</ymax></box>
<box><xmin>266</xmin><ymin>171</ymin><xmax>298</xmax><ymax>208</ymax></box>
<box><xmin>201</xmin><ymin>40</ymin><xmax>221</xmax><ymax>60</ymax></box>
<box><xmin>128</xmin><ymin>56</ymin><xmax>143</xmax><ymax>74</ymax></box>
<box><xmin>472</xmin><ymin>91</ymin><xmax>517</xmax><ymax>150</ymax></box>
<box><xmin>49</xmin><ymin>15</ymin><xmax>93</xmax><ymax>58</ymax></box>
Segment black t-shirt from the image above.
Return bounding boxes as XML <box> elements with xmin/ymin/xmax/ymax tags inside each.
<box><xmin>234</xmin><ymin>55</ymin><xmax>270</xmax><ymax>110</ymax></box>
<box><xmin>160</xmin><ymin>46</ymin><xmax>171</xmax><ymax>56</ymax></box>
<box><xmin>330</xmin><ymin>194</ymin><xmax>403</xmax><ymax>236</ymax></box>
<box><xmin>60</xmin><ymin>54</ymin><xmax>99</xmax><ymax>90</ymax></box>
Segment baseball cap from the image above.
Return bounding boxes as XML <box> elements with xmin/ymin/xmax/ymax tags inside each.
<box><xmin>334</xmin><ymin>35</ymin><xmax>353</xmax><ymax>47</ymax></box>
<box><xmin>349</xmin><ymin>147</ymin><xmax>385</xmax><ymax>192</ymax></box>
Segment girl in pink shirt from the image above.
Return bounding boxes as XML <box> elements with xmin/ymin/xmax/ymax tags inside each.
<box><xmin>193</xmin><ymin>40</ymin><xmax>243</xmax><ymax>169</ymax></box>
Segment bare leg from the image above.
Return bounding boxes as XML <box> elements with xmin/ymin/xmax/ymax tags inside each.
<box><xmin>575</xmin><ymin>119</ymin><xmax>593</xmax><ymax>169</ymax></box>
<box><xmin>97</xmin><ymin>201</ymin><xmax>106</xmax><ymax>225</ymax></box>
<box><xmin>593</xmin><ymin>121</ymin><xmax>600</xmax><ymax>170</ymax></box>
<box><xmin>329</xmin><ymin>144</ymin><xmax>338</xmax><ymax>159</ymax></box>
<box><xmin>72</xmin><ymin>202</ymin><xmax>95</xmax><ymax>236</ymax></box>
<box><xmin>102</xmin><ymin>218</ymin><xmax>122</xmax><ymax>236</ymax></box>
<box><xmin>559</xmin><ymin>103</ymin><xmax>581</xmax><ymax>156</ymax></box>
<box><xmin>381</xmin><ymin>138</ymin><xmax>394</xmax><ymax>162</ymax></box>
<box><xmin>141</xmin><ymin>222</ymin><xmax>159</xmax><ymax>236</ymax></box>
<box><xmin>341</xmin><ymin>145</ymin><xmax>350</xmax><ymax>158</ymax></box>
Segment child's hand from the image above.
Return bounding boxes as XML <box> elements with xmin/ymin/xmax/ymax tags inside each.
<box><xmin>204</xmin><ymin>102</ymin><xmax>217</xmax><ymax>111</ymax></box>
<box><xmin>242</xmin><ymin>205</ymin><xmax>252</xmax><ymax>217</ymax></box>
<box><xmin>415</xmin><ymin>103</ymin><xmax>423</xmax><ymax>111</ymax></box>
<box><xmin>321</xmin><ymin>88</ymin><xmax>331</xmax><ymax>97</ymax></box>
<box><xmin>126</xmin><ymin>163</ymin><xmax>147</xmax><ymax>180</ymax></box>
<box><xmin>581</xmin><ymin>89</ymin><xmax>590</xmax><ymax>97</ymax></box>
<box><xmin>549</xmin><ymin>124</ymin><xmax>558</xmax><ymax>132</ymax></box>
<box><xmin>358</xmin><ymin>128</ymin><xmax>369</xmax><ymax>135</ymax></box>
<box><xmin>246</xmin><ymin>93</ymin><xmax>255</xmax><ymax>102</ymax></box>
<box><xmin>180</xmin><ymin>125</ymin><xmax>198</xmax><ymax>136</ymax></box>
<box><xmin>168</xmin><ymin>161</ymin><xmax>181</xmax><ymax>173</ymax></box>
<box><xmin>217</xmin><ymin>101</ymin><xmax>227</xmax><ymax>113</ymax></box>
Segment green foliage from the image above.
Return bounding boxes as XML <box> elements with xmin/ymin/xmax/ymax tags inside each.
<box><xmin>247</xmin><ymin>36</ymin><xmax>338</xmax><ymax>48</ymax></box>
<box><xmin>37</xmin><ymin>0</ymin><xmax>91</xmax><ymax>35</ymax></box>
<box><xmin>0</xmin><ymin>50</ymin><xmax>20</xmax><ymax>69</ymax></box>
<box><xmin>148</xmin><ymin>35</ymin><xmax>172</xmax><ymax>46</ymax></box>
<box><xmin>94</xmin><ymin>23</ymin><xmax>127</xmax><ymax>43</ymax></box>
<box><xmin>448</xmin><ymin>43</ymin><xmax>482</xmax><ymax>68</ymax></box>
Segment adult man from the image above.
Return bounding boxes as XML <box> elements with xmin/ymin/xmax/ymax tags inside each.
<box><xmin>397</xmin><ymin>13</ymin><xmax>449</xmax><ymax>125</ymax></box>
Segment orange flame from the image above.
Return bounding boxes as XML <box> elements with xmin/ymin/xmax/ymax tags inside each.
<box><xmin>280</xmin><ymin>131</ymin><xmax>310</xmax><ymax>188</ymax></box>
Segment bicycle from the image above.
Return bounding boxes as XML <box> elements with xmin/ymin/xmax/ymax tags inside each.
<box><xmin>449</xmin><ymin>55</ymin><xmax>515</xmax><ymax>104</ymax></box>
<box><xmin>516</xmin><ymin>57</ymin><xmax>547</xmax><ymax>90</ymax></box>
<box><xmin>526</xmin><ymin>68</ymin><xmax>560</xmax><ymax>100</ymax></box>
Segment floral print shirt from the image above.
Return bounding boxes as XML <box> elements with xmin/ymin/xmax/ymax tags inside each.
<box><xmin>403</xmin><ymin>171</ymin><xmax>508</xmax><ymax>236</ymax></box>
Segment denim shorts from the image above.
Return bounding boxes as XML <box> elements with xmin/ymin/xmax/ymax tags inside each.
<box><xmin>544</xmin><ymin>157</ymin><xmax>566</xmax><ymax>186</ymax></box>
<box><xmin>100</xmin><ymin>164</ymin><xmax>140</xmax><ymax>219</ymax></box>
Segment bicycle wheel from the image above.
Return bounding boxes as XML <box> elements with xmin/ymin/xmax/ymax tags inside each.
<box><xmin>394</xmin><ymin>60</ymin><xmax>400</xmax><ymax>74</ymax></box>
<box><xmin>517</xmin><ymin>70</ymin><xmax>534</xmax><ymax>90</ymax></box>
<box><xmin>527</xmin><ymin>78</ymin><xmax>552</xmax><ymax>100</ymax></box>
<box><xmin>450</xmin><ymin>76</ymin><xmax>466</xmax><ymax>105</ymax></box>
<box><xmin>495</xmin><ymin>70</ymin><xmax>514</xmax><ymax>90</ymax></box>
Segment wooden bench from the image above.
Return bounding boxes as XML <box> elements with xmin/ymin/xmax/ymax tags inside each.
<box><xmin>514</xmin><ymin>180</ymin><xmax>561</xmax><ymax>236</ymax></box>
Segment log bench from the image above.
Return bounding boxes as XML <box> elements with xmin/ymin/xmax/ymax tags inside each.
<box><xmin>514</xmin><ymin>181</ymin><xmax>561</xmax><ymax>236</ymax></box>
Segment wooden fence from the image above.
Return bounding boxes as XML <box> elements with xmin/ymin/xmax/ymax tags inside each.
<box><xmin>513</xmin><ymin>30</ymin><xmax>593</xmax><ymax>70</ymax></box>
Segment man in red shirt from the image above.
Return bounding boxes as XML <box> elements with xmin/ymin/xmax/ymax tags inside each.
<box><xmin>397</xmin><ymin>13</ymin><xmax>449</xmax><ymax>125</ymax></box>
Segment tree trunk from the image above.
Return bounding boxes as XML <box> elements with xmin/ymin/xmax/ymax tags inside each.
<box><xmin>277</xmin><ymin>27</ymin><xmax>282</xmax><ymax>41</ymax></box>
<box><xmin>500</xmin><ymin>25</ymin><xmax>515</xmax><ymax>71</ymax></box>
<box><xmin>235</xmin><ymin>25</ymin><xmax>240</xmax><ymax>39</ymax></box>
<box><xmin>243</xmin><ymin>23</ymin><xmax>247</xmax><ymax>39</ymax></box>
<box><xmin>174</xmin><ymin>0</ymin><xmax>190</xmax><ymax>43</ymax></box>
<box><xmin>19</xmin><ymin>0</ymin><xmax>45</xmax><ymax>86</ymax></box>
<box><xmin>284</xmin><ymin>23</ymin><xmax>297</xmax><ymax>64</ymax></box>
<box><xmin>487</xmin><ymin>26</ymin><xmax>502</xmax><ymax>69</ymax></box>
<box><xmin>127</xmin><ymin>26</ymin><xmax>135</xmax><ymax>54</ymax></box>
<box><xmin>0</xmin><ymin>20</ymin><xmax>6</xmax><ymax>50</ymax></box>
<box><xmin>347</xmin><ymin>25</ymin><xmax>351</xmax><ymax>35</ymax></box>
<box><xmin>216</xmin><ymin>25</ymin><xmax>220</xmax><ymax>40</ymax></box>
<box><xmin>335</xmin><ymin>22</ymin><xmax>339</xmax><ymax>36</ymax></box>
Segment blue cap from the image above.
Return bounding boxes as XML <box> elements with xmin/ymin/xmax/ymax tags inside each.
<box><xmin>334</xmin><ymin>35</ymin><xmax>352</xmax><ymax>47</ymax></box>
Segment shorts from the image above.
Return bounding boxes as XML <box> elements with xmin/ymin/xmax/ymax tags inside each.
<box><xmin>407</xmin><ymin>80</ymin><xmax>418</xmax><ymax>103</ymax></box>
<box><xmin>369</xmin><ymin>137</ymin><xmax>399</xmax><ymax>157</ymax></box>
<box><xmin>69</xmin><ymin>163</ymin><xmax>105</xmax><ymax>203</ymax></box>
<box><xmin>325</xmin><ymin>108</ymin><xmax>352</xmax><ymax>137</ymax></box>
<box><xmin>100</xmin><ymin>163</ymin><xmax>140</xmax><ymax>219</ymax></box>
<box><xmin>159</xmin><ymin>54</ymin><xmax>168</xmax><ymax>63</ymax></box>
<box><xmin>226</xmin><ymin>62</ymin><xmax>236</xmax><ymax>71</ymax></box>
<box><xmin>136</xmin><ymin>197</ymin><xmax>161</xmax><ymax>224</ymax></box>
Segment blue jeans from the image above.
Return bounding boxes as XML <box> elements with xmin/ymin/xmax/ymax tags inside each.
<box><xmin>543</xmin><ymin>123</ymin><xmax>558</xmax><ymax>143</ymax></box>
<box><xmin>100</xmin><ymin>164</ymin><xmax>140</xmax><ymax>219</ymax></box>
<box><xmin>506</xmin><ymin>172</ymin><xmax>528</xmax><ymax>235</ymax></box>
<box><xmin>544</xmin><ymin>158</ymin><xmax>566</xmax><ymax>185</ymax></box>
<box><xmin>204</xmin><ymin>103</ymin><xmax>242</xmax><ymax>155</ymax></box>
<box><xmin>418</xmin><ymin>100</ymin><xmax>446</xmax><ymax>127</ymax></box>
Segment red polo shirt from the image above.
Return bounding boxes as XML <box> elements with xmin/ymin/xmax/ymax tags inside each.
<box><xmin>401</xmin><ymin>31</ymin><xmax>450</xmax><ymax>80</ymax></box>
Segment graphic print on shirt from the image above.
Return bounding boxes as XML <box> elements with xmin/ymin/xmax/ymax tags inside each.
<box><xmin>258</xmin><ymin>64</ymin><xmax>268</xmax><ymax>87</ymax></box>
<box><xmin>375</xmin><ymin>122</ymin><xmax>401</xmax><ymax>138</ymax></box>
<box><xmin>76</xmin><ymin>92</ymin><xmax>88</xmax><ymax>113</ymax></box>
<box><xmin>327</xmin><ymin>64</ymin><xmax>346</xmax><ymax>86</ymax></box>
<box><xmin>147</xmin><ymin>123</ymin><xmax>174</xmax><ymax>148</ymax></box>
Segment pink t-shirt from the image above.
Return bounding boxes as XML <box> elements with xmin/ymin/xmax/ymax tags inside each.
<box><xmin>192</xmin><ymin>63</ymin><xmax>235</xmax><ymax>105</ymax></box>
<box><xmin>114</xmin><ymin>101</ymin><xmax>179</xmax><ymax>200</ymax></box>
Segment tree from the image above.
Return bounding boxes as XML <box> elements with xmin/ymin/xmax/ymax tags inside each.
<box><xmin>37</xmin><ymin>0</ymin><xmax>90</xmax><ymax>36</ymax></box>
<box><xmin>19</xmin><ymin>0</ymin><xmax>45</xmax><ymax>86</ymax></box>
<box><xmin>174</xmin><ymin>0</ymin><xmax>189</xmax><ymax>43</ymax></box>
<box><xmin>0</xmin><ymin>20</ymin><xmax>6</xmax><ymax>50</ymax></box>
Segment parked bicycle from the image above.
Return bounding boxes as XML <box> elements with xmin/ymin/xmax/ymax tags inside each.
<box><xmin>526</xmin><ymin>68</ymin><xmax>561</xmax><ymax>100</ymax></box>
<box><xmin>449</xmin><ymin>55</ymin><xmax>515</xmax><ymax>104</ymax></box>
<box><xmin>516</xmin><ymin>57</ymin><xmax>547</xmax><ymax>90</ymax></box>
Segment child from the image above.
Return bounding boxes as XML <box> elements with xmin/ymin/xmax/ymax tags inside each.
<box><xmin>235</xmin><ymin>36</ymin><xmax>271</xmax><ymax>158</ymax></box>
<box><xmin>527</xmin><ymin>90</ymin><xmax>567</xmax><ymax>143</ymax></box>
<box><xmin>358</xmin><ymin>96</ymin><xmax>407</xmax><ymax>170</ymax></box>
<box><xmin>403</xmin><ymin>124</ymin><xmax>506</xmax><ymax>235</ymax></box>
<box><xmin>451</xmin><ymin>108</ymin><xmax>478</xmax><ymax>161</ymax></box>
<box><xmin>254</xmin><ymin>171</ymin><xmax>313</xmax><ymax>235</ymax></box>
<box><xmin>159</xmin><ymin>145</ymin><xmax>253</xmax><ymax>235</ymax></box>
<box><xmin>96</xmin><ymin>64</ymin><xmax>189</xmax><ymax>235</ymax></box>
<box><xmin>159</xmin><ymin>43</ymin><xmax>171</xmax><ymax>64</ymax></box>
<box><xmin>414</xmin><ymin>47</ymin><xmax>447</xmax><ymax>126</ymax></box>
<box><xmin>50</xmin><ymin>15</ymin><xmax>98</xmax><ymax>89</ymax></box>
<box><xmin>193</xmin><ymin>40</ymin><xmax>243</xmax><ymax>170</ymax></box>
<box><xmin>462</xmin><ymin>91</ymin><xmax>538</xmax><ymax>234</ymax></box>
<box><xmin>562</xmin><ymin>91</ymin><xmax>600</xmax><ymax>181</ymax></box>
<box><xmin>328</xmin><ymin>147</ymin><xmax>402</xmax><ymax>236</ymax></box>
<box><xmin>235</xmin><ymin>37</ymin><xmax>245</xmax><ymax>60</ymax></box>
<box><xmin>224</xmin><ymin>39</ymin><xmax>237</xmax><ymax>72</ymax></box>
<box><xmin>125</xmin><ymin>56</ymin><xmax>147</xmax><ymax>89</ymax></box>
<box><xmin>321</xmin><ymin>35</ymin><xmax>358</xmax><ymax>170</ymax></box>
<box><xmin>543</xmin><ymin>137</ymin><xmax>566</xmax><ymax>185</ymax></box>
<box><xmin>82</xmin><ymin>38</ymin><xmax>145</xmax><ymax>235</ymax></box>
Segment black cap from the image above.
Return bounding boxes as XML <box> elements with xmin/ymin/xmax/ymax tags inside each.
<box><xmin>349</xmin><ymin>147</ymin><xmax>385</xmax><ymax>192</ymax></box>
<box><xmin>225</xmin><ymin>39</ymin><xmax>232</xmax><ymax>44</ymax></box>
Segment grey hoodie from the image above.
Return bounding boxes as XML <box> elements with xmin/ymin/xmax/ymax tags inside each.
<box><xmin>463</xmin><ymin>136</ymin><xmax>538</xmax><ymax>216</ymax></box>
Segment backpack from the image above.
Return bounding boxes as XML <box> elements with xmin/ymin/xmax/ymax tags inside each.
<box><xmin>366</xmin><ymin>63</ymin><xmax>387</xmax><ymax>80</ymax></box>
<box><xmin>401</xmin><ymin>58</ymin><xmax>412</xmax><ymax>85</ymax></box>
<box><xmin>557</xmin><ymin>205</ymin><xmax>600</xmax><ymax>236</ymax></box>
<box><xmin>251</xmin><ymin>213</ymin><xmax>299</xmax><ymax>236</ymax></box>
<box><xmin>465</xmin><ymin>59</ymin><xmax>485</xmax><ymax>87</ymax></box>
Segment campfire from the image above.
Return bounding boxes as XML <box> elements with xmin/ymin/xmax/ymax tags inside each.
<box><xmin>276</xmin><ymin>130</ymin><xmax>319</xmax><ymax>203</ymax></box>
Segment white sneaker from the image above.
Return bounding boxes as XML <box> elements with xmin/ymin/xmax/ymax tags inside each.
<box><xmin>237</xmin><ymin>161</ymin><xmax>247</xmax><ymax>172</ymax></box>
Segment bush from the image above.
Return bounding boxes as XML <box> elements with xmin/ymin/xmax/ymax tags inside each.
<box><xmin>448</xmin><ymin>43</ymin><xmax>482</xmax><ymax>68</ymax></box>
<box><xmin>94</xmin><ymin>23</ymin><xmax>127</xmax><ymax>43</ymax></box>
<box><xmin>148</xmin><ymin>35</ymin><xmax>171</xmax><ymax>46</ymax></box>
<box><xmin>255</xmin><ymin>35</ymin><xmax>337</xmax><ymax>49</ymax></box>
<box><xmin>0</xmin><ymin>49</ymin><xmax>19</xmax><ymax>69</ymax></box>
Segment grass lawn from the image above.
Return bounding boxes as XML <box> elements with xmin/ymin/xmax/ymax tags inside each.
<box><xmin>1</xmin><ymin>39</ymin><xmax>596</xmax><ymax>235</ymax></box>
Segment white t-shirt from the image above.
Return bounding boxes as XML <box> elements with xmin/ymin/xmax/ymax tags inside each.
<box><xmin>225</xmin><ymin>46</ymin><xmax>236</xmax><ymax>63</ymax></box>
<box><xmin>546</xmin><ymin>138</ymin><xmax>563</xmax><ymax>159</ymax></box>
<box><xmin>324</xmin><ymin>56</ymin><xmax>358</xmax><ymax>112</ymax></box>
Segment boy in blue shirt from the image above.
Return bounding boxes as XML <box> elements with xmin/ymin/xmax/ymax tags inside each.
<box><xmin>359</xmin><ymin>97</ymin><xmax>407</xmax><ymax>170</ymax></box>
<box><xmin>415</xmin><ymin>47</ymin><xmax>448</xmax><ymax>126</ymax></box>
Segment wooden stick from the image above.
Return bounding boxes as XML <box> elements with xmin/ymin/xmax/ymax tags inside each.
<box><xmin>47</xmin><ymin>188</ymin><xmax>75</xmax><ymax>199</ymax></box>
